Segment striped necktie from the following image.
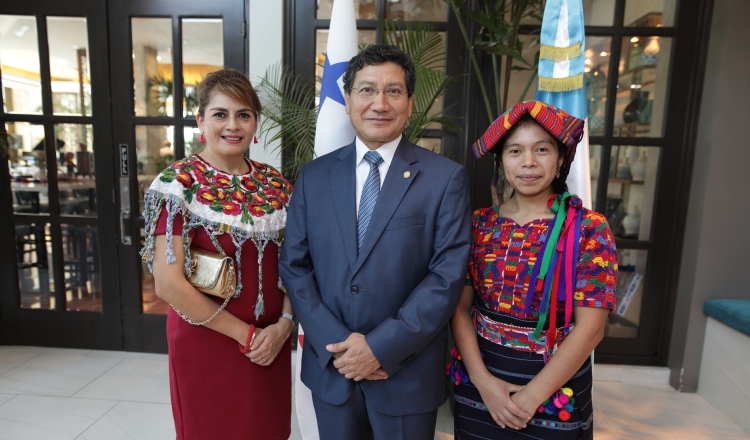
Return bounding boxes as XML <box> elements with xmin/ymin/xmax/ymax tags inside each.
<box><xmin>357</xmin><ymin>151</ymin><xmax>384</xmax><ymax>253</ymax></box>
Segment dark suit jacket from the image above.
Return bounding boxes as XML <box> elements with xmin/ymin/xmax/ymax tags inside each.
<box><xmin>279</xmin><ymin>137</ymin><xmax>471</xmax><ymax>416</ymax></box>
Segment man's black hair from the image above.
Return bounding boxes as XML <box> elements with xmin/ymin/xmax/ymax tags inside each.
<box><xmin>342</xmin><ymin>44</ymin><xmax>416</xmax><ymax>97</ymax></box>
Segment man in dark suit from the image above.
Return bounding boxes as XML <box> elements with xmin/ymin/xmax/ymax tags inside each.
<box><xmin>279</xmin><ymin>44</ymin><xmax>471</xmax><ymax>439</ymax></box>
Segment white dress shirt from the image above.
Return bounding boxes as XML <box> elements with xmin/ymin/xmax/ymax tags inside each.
<box><xmin>354</xmin><ymin>135</ymin><xmax>401</xmax><ymax>213</ymax></box>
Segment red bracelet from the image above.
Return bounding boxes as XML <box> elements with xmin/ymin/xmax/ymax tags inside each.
<box><xmin>239</xmin><ymin>324</ymin><xmax>255</xmax><ymax>354</ymax></box>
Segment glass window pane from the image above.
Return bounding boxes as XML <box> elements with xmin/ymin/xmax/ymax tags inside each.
<box><xmin>182</xmin><ymin>18</ymin><xmax>223</xmax><ymax>117</ymax></box>
<box><xmin>63</xmin><ymin>224</ymin><xmax>101</xmax><ymax>312</ymax></box>
<box><xmin>0</xmin><ymin>15</ymin><xmax>42</xmax><ymax>114</ymax></box>
<box><xmin>315</xmin><ymin>29</ymin><xmax>377</xmax><ymax>97</ymax></box>
<box><xmin>614</xmin><ymin>36</ymin><xmax>671</xmax><ymax>138</ymax></box>
<box><xmin>47</xmin><ymin>17</ymin><xmax>91</xmax><ymax>116</ymax></box>
<box><xmin>185</xmin><ymin>125</ymin><xmax>203</xmax><ymax>156</ymax></box>
<box><xmin>589</xmin><ymin>144</ymin><xmax>603</xmax><ymax>209</ymax></box>
<box><xmin>140</xmin><ymin>227</ymin><xmax>169</xmax><ymax>315</ymax></box>
<box><xmin>625</xmin><ymin>0</ymin><xmax>675</xmax><ymax>27</ymax></box>
<box><xmin>416</xmin><ymin>137</ymin><xmax>441</xmax><ymax>154</ymax></box>
<box><xmin>55</xmin><ymin>124</ymin><xmax>96</xmax><ymax>216</ymax></box>
<box><xmin>317</xmin><ymin>0</ymin><xmax>378</xmax><ymax>20</ymax></box>
<box><xmin>136</xmin><ymin>125</ymin><xmax>174</xmax><ymax>214</ymax></box>
<box><xmin>381</xmin><ymin>30</ymin><xmax>447</xmax><ymax>130</ymax></box>
<box><xmin>584</xmin><ymin>36</ymin><xmax>611</xmax><ymax>137</ymax></box>
<box><xmin>605</xmin><ymin>145</ymin><xmax>660</xmax><ymax>240</ymax></box>
<box><xmin>16</xmin><ymin>222</ymin><xmax>55</xmax><ymax>309</ymax></box>
<box><xmin>132</xmin><ymin>18</ymin><xmax>173</xmax><ymax>117</ymax></box>
<box><xmin>499</xmin><ymin>34</ymin><xmax>540</xmax><ymax>109</ymax></box>
<box><xmin>7</xmin><ymin>122</ymin><xmax>47</xmax><ymax>214</ymax></box>
<box><xmin>606</xmin><ymin>248</ymin><xmax>647</xmax><ymax>338</ymax></box>
<box><xmin>386</xmin><ymin>0</ymin><xmax>448</xmax><ymax>21</ymax></box>
<box><xmin>583</xmin><ymin>0</ymin><xmax>615</xmax><ymax>26</ymax></box>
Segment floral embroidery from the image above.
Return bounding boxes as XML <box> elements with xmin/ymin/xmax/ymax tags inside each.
<box><xmin>140</xmin><ymin>154</ymin><xmax>292</xmax><ymax>319</ymax></box>
<box><xmin>157</xmin><ymin>155</ymin><xmax>292</xmax><ymax>226</ymax></box>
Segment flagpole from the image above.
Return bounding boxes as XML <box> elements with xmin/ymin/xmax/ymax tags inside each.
<box><xmin>297</xmin><ymin>1</ymin><xmax>359</xmax><ymax>438</ymax></box>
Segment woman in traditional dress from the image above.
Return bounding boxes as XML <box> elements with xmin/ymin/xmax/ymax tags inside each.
<box><xmin>141</xmin><ymin>68</ymin><xmax>295</xmax><ymax>439</ymax></box>
<box><xmin>450</xmin><ymin>101</ymin><xmax>617</xmax><ymax>439</ymax></box>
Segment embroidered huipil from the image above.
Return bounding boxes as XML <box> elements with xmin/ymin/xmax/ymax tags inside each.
<box><xmin>468</xmin><ymin>206</ymin><xmax>617</xmax><ymax>353</ymax></box>
<box><xmin>140</xmin><ymin>154</ymin><xmax>292</xmax><ymax>319</ymax></box>
<box><xmin>140</xmin><ymin>155</ymin><xmax>294</xmax><ymax>440</ymax></box>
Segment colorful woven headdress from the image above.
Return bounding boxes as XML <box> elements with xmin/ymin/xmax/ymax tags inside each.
<box><xmin>472</xmin><ymin>101</ymin><xmax>585</xmax><ymax>183</ymax></box>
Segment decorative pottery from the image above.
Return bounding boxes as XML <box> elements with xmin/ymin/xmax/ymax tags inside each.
<box><xmin>622</xmin><ymin>207</ymin><xmax>641</xmax><ymax>237</ymax></box>
<box><xmin>616</xmin><ymin>155</ymin><xmax>631</xmax><ymax>180</ymax></box>
<box><xmin>623</xmin><ymin>91</ymin><xmax>650</xmax><ymax>124</ymax></box>
<box><xmin>630</xmin><ymin>151</ymin><xmax>647</xmax><ymax>181</ymax></box>
<box><xmin>590</xmin><ymin>157</ymin><xmax>601</xmax><ymax>180</ymax></box>
<box><xmin>638</xmin><ymin>37</ymin><xmax>660</xmax><ymax>67</ymax></box>
<box><xmin>626</xmin><ymin>146</ymin><xmax>640</xmax><ymax>164</ymax></box>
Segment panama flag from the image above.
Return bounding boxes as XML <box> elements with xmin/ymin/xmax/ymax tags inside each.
<box><xmin>535</xmin><ymin>0</ymin><xmax>593</xmax><ymax>209</ymax></box>
<box><xmin>295</xmin><ymin>325</ymin><xmax>319</xmax><ymax>439</ymax></box>
<box><xmin>314</xmin><ymin>0</ymin><xmax>358</xmax><ymax>157</ymax></box>
<box><xmin>297</xmin><ymin>1</ymin><xmax>358</xmax><ymax>439</ymax></box>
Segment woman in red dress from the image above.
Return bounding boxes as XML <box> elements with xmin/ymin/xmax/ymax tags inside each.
<box><xmin>141</xmin><ymin>68</ymin><xmax>294</xmax><ymax>439</ymax></box>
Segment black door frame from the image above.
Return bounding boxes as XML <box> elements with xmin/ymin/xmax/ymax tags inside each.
<box><xmin>109</xmin><ymin>0</ymin><xmax>247</xmax><ymax>353</ymax></box>
<box><xmin>0</xmin><ymin>0</ymin><xmax>121</xmax><ymax>349</ymax></box>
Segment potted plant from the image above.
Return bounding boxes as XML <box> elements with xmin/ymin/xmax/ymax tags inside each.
<box><xmin>447</xmin><ymin>0</ymin><xmax>546</xmax><ymax>121</ymax></box>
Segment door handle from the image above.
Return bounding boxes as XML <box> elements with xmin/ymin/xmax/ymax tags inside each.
<box><xmin>120</xmin><ymin>209</ymin><xmax>132</xmax><ymax>246</ymax></box>
<box><xmin>119</xmin><ymin>176</ymin><xmax>132</xmax><ymax>245</ymax></box>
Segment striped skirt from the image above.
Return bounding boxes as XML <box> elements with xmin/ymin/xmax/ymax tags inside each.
<box><xmin>454</xmin><ymin>315</ymin><xmax>594</xmax><ymax>439</ymax></box>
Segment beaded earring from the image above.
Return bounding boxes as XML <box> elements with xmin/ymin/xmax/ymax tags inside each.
<box><xmin>199</xmin><ymin>132</ymin><xmax>205</xmax><ymax>143</ymax></box>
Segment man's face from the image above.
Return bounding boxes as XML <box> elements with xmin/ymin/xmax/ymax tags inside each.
<box><xmin>345</xmin><ymin>62</ymin><xmax>413</xmax><ymax>150</ymax></box>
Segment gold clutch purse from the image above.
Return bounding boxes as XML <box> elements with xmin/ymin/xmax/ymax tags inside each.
<box><xmin>172</xmin><ymin>244</ymin><xmax>237</xmax><ymax>326</ymax></box>
<box><xmin>186</xmin><ymin>248</ymin><xmax>237</xmax><ymax>298</ymax></box>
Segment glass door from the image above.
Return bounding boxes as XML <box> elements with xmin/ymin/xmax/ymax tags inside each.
<box><xmin>109</xmin><ymin>0</ymin><xmax>246</xmax><ymax>352</ymax></box>
<box><xmin>0</xmin><ymin>0</ymin><xmax>121</xmax><ymax>348</ymax></box>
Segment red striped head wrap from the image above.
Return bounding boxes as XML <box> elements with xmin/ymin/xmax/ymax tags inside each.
<box><xmin>472</xmin><ymin>101</ymin><xmax>585</xmax><ymax>183</ymax></box>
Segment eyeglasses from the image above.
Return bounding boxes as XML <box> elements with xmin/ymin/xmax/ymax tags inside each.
<box><xmin>350</xmin><ymin>86</ymin><xmax>407</xmax><ymax>100</ymax></box>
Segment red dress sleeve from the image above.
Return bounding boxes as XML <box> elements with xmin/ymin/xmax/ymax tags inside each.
<box><xmin>154</xmin><ymin>207</ymin><xmax>194</xmax><ymax>239</ymax></box>
<box><xmin>574</xmin><ymin>210</ymin><xmax>617</xmax><ymax>311</ymax></box>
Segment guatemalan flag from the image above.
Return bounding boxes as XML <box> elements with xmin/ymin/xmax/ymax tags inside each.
<box><xmin>296</xmin><ymin>1</ymin><xmax>358</xmax><ymax>439</ymax></box>
<box><xmin>313</xmin><ymin>0</ymin><xmax>358</xmax><ymax>157</ymax></box>
<box><xmin>535</xmin><ymin>0</ymin><xmax>593</xmax><ymax>209</ymax></box>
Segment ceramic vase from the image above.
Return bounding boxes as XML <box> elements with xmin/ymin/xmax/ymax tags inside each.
<box><xmin>623</xmin><ymin>91</ymin><xmax>650</xmax><ymax>124</ymax></box>
<box><xmin>630</xmin><ymin>151</ymin><xmax>647</xmax><ymax>181</ymax></box>
<box><xmin>622</xmin><ymin>207</ymin><xmax>641</xmax><ymax>236</ymax></box>
<box><xmin>638</xmin><ymin>38</ymin><xmax>660</xmax><ymax>67</ymax></box>
<box><xmin>590</xmin><ymin>157</ymin><xmax>601</xmax><ymax>180</ymax></box>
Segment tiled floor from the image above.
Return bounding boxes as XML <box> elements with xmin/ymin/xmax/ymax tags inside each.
<box><xmin>0</xmin><ymin>346</ymin><xmax>747</xmax><ymax>440</ymax></box>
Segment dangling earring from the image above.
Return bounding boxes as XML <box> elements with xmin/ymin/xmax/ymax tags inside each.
<box><xmin>253</xmin><ymin>135</ymin><xmax>259</xmax><ymax>144</ymax></box>
<box><xmin>556</xmin><ymin>167</ymin><xmax>561</xmax><ymax>179</ymax></box>
<box><xmin>199</xmin><ymin>131</ymin><xmax>205</xmax><ymax>143</ymax></box>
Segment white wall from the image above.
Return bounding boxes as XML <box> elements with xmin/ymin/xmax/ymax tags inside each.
<box><xmin>247</xmin><ymin>0</ymin><xmax>283</xmax><ymax>169</ymax></box>
<box><xmin>668</xmin><ymin>0</ymin><xmax>750</xmax><ymax>392</ymax></box>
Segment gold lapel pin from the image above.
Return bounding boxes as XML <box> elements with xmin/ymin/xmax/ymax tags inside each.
<box><xmin>404</xmin><ymin>171</ymin><xmax>411</xmax><ymax>179</ymax></box>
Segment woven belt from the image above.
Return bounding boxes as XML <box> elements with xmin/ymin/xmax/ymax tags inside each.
<box><xmin>472</xmin><ymin>307</ymin><xmax>573</xmax><ymax>354</ymax></box>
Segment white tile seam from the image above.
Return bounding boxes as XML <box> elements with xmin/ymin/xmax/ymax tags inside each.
<box><xmin>74</xmin><ymin>400</ymin><xmax>124</xmax><ymax>440</ymax></box>
<box><xmin>70</xmin><ymin>357</ymin><xmax>128</xmax><ymax>399</ymax></box>
<box><xmin>0</xmin><ymin>394</ymin><xmax>19</xmax><ymax>407</ymax></box>
<box><xmin>0</xmin><ymin>352</ymin><xmax>43</xmax><ymax>376</ymax></box>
